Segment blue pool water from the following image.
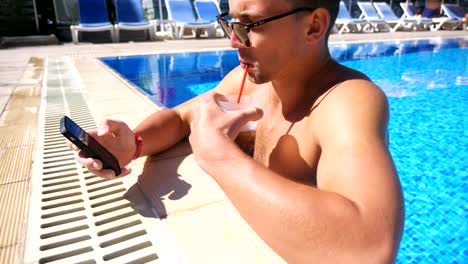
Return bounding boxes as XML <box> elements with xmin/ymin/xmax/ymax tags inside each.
<box><xmin>101</xmin><ymin>38</ymin><xmax>468</xmax><ymax>263</ymax></box>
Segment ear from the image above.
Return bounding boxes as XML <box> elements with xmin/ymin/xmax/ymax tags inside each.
<box><xmin>304</xmin><ymin>8</ymin><xmax>330</xmax><ymax>43</ymax></box>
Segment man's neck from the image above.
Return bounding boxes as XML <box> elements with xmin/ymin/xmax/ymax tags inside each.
<box><xmin>266</xmin><ymin>52</ymin><xmax>335</xmax><ymax>122</ymax></box>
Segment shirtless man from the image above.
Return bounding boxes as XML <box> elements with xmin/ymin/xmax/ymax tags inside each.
<box><xmin>72</xmin><ymin>0</ymin><xmax>404</xmax><ymax>262</ymax></box>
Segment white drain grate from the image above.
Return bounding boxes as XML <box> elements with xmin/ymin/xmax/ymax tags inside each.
<box><xmin>24</xmin><ymin>57</ymin><xmax>185</xmax><ymax>264</ymax></box>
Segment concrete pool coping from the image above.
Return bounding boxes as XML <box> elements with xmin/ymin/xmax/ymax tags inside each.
<box><xmin>0</xmin><ymin>30</ymin><xmax>466</xmax><ymax>263</ymax></box>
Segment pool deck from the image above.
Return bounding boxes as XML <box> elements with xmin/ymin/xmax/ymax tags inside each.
<box><xmin>0</xmin><ymin>30</ymin><xmax>466</xmax><ymax>263</ymax></box>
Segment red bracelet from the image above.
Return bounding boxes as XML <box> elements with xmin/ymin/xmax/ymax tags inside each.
<box><xmin>133</xmin><ymin>133</ymin><xmax>143</xmax><ymax>160</ymax></box>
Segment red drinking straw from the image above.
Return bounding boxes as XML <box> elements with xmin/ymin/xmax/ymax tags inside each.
<box><xmin>237</xmin><ymin>65</ymin><xmax>249</xmax><ymax>104</ymax></box>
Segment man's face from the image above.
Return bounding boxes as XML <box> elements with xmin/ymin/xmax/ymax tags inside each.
<box><xmin>228</xmin><ymin>0</ymin><xmax>308</xmax><ymax>84</ymax></box>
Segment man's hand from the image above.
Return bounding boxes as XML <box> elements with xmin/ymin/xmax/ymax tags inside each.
<box><xmin>67</xmin><ymin>119</ymin><xmax>136</xmax><ymax>178</ymax></box>
<box><xmin>188</xmin><ymin>92</ymin><xmax>263</xmax><ymax>168</ymax></box>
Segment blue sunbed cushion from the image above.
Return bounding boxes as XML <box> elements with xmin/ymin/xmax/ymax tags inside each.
<box><xmin>170</xmin><ymin>0</ymin><xmax>198</xmax><ymax>23</ymax></box>
<box><xmin>79</xmin><ymin>0</ymin><xmax>111</xmax><ymax>24</ymax></box>
<box><xmin>115</xmin><ymin>0</ymin><xmax>146</xmax><ymax>23</ymax></box>
<box><xmin>195</xmin><ymin>1</ymin><xmax>219</xmax><ymax>22</ymax></box>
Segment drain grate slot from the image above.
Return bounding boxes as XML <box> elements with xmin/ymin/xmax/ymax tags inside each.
<box><xmin>44</xmin><ymin>144</ymin><xmax>68</xmax><ymax>151</ymax></box>
<box><xmin>44</xmin><ymin>152</ymin><xmax>75</xmax><ymax>160</ymax></box>
<box><xmin>43</xmin><ymin>162</ymin><xmax>76</xmax><ymax>170</ymax></box>
<box><xmin>102</xmin><ymin>241</ymin><xmax>154</xmax><ymax>261</ymax></box>
<box><xmin>97</xmin><ymin>220</ymin><xmax>142</xmax><ymax>236</ymax></box>
<box><xmin>93</xmin><ymin>203</ymin><xmax>132</xmax><ymax>217</ymax></box>
<box><xmin>43</xmin><ymin>173</ymin><xmax>79</xmax><ymax>181</ymax></box>
<box><xmin>43</xmin><ymin>148</ymin><xmax>72</xmax><ymax>155</ymax></box>
<box><xmin>40</xmin><ymin>225</ymin><xmax>89</xmax><ymax>239</ymax></box>
<box><xmin>44</xmin><ymin>142</ymin><xmax>67</xmax><ymax>148</ymax></box>
<box><xmin>43</xmin><ymin>179</ymin><xmax>80</xmax><ymax>187</ymax></box>
<box><xmin>41</xmin><ymin>192</ymin><xmax>82</xmax><ymax>202</ymax></box>
<box><xmin>95</xmin><ymin>211</ymin><xmax>138</xmax><ymax>226</ymax></box>
<box><xmin>89</xmin><ymin>188</ymin><xmax>126</xmax><ymax>200</ymax></box>
<box><xmin>40</xmin><ymin>235</ymin><xmax>92</xmax><ymax>251</ymax></box>
<box><xmin>43</xmin><ymin>185</ymin><xmax>81</xmax><ymax>194</ymax></box>
<box><xmin>41</xmin><ymin>216</ymin><xmax>88</xmax><ymax>228</ymax></box>
<box><xmin>43</xmin><ymin>157</ymin><xmax>75</xmax><ymax>165</ymax></box>
<box><xmin>41</xmin><ymin>207</ymin><xmax>85</xmax><ymax>219</ymax></box>
<box><xmin>39</xmin><ymin>247</ymin><xmax>94</xmax><ymax>264</ymax></box>
<box><xmin>100</xmin><ymin>230</ymin><xmax>147</xmax><ymax>248</ymax></box>
<box><xmin>88</xmin><ymin>182</ymin><xmax>122</xmax><ymax>193</ymax></box>
<box><xmin>41</xmin><ymin>199</ymin><xmax>84</xmax><ymax>210</ymax></box>
<box><xmin>86</xmin><ymin>178</ymin><xmax>110</xmax><ymax>187</ymax></box>
<box><xmin>42</xmin><ymin>166</ymin><xmax>76</xmax><ymax>175</ymax></box>
<box><xmin>91</xmin><ymin>196</ymin><xmax>125</xmax><ymax>208</ymax></box>
<box><xmin>128</xmin><ymin>254</ymin><xmax>160</xmax><ymax>264</ymax></box>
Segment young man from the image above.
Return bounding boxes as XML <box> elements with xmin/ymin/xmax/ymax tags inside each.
<box><xmin>73</xmin><ymin>0</ymin><xmax>404</xmax><ymax>262</ymax></box>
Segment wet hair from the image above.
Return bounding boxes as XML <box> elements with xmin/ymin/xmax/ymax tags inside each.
<box><xmin>287</xmin><ymin>0</ymin><xmax>340</xmax><ymax>36</ymax></box>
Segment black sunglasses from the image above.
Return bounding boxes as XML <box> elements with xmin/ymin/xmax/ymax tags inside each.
<box><xmin>216</xmin><ymin>8</ymin><xmax>316</xmax><ymax>47</ymax></box>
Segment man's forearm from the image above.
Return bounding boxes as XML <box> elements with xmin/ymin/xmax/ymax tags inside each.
<box><xmin>134</xmin><ymin>109</ymin><xmax>190</xmax><ymax>157</ymax></box>
<box><xmin>201</xmin><ymin>149</ymin><xmax>394</xmax><ymax>263</ymax></box>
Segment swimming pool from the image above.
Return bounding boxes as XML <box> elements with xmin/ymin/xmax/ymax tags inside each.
<box><xmin>101</xmin><ymin>38</ymin><xmax>468</xmax><ymax>263</ymax></box>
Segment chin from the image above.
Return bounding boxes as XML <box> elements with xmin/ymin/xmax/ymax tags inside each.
<box><xmin>248</xmin><ymin>70</ymin><xmax>271</xmax><ymax>85</ymax></box>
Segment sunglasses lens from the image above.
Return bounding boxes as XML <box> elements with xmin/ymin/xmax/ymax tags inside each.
<box><xmin>232</xmin><ymin>24</ymin><xmax>250</xmax><ymax>47</ymax></box>
<box><xmin>219</xmin><ymin>19</ymin><xmax>232</xmax><ymax>37</ymax></box>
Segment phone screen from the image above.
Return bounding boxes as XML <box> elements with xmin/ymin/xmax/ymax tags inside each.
<box><xmin>60</xmin><ymin>116</ymin><xmax>121</xmax><ymax>176</ymax></box>
<box><xmin>66</xmin><ymin>121</ymin><xmax>90</xmax><ymax>145</ymax></box>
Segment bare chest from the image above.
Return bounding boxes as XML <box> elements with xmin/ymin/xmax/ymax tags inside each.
<box><xmin>253</xmin><ymin>120</ymin><xmax>320</xmax><ymax>184</ymax></box>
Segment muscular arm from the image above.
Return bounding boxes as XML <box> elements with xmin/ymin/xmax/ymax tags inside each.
<box><xmin>193</xmin><ymin>80</ymin><xmax>404</xmax><ymax>263</ymax></box>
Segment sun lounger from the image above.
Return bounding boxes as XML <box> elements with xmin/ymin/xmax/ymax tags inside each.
<box><xmin>357</xmin><ymin>1</ymin><xmax>391</xmax><ymax>32</ymax></box>
<box><xmin>194</xmin><ymin>0</ymin><xmax>220</xmax><ymax>22</ymax></box>
<box><xmin>399</xmin><ymin>3</ymin><xmax>433</xmax><ymax>30</ymax></box>
<box><xmin>194</xmin><ymin>0</ymin><xmax>224</xmax><ymax>36</ymax></box>
<box><xmin>165</xmin><ymin>0</ymin><xmax>217</xmax><ymax>39</ymax></box>
<box><xmin>334</xmin><ymin>1</ymin><xmax>370</xmax><ymax>34</ymax></box>
<box><xmin>373</xmin><ymin>2</ymin><xmax>425</xmax><ymax>32</ymax></box>
<box><xmin>70</xmin><ymin>0</ymin><xmax>116</xmax><ymax>44</ymax></box>
<box><xmin>432</xmin><ymin>4</ymin><xmax>465</xmax><ymax>31</ymax></box>
<box><xmin>114</xmin><ymin>0</ymin><xmax>156</xmax><ymax>42</ymax></box>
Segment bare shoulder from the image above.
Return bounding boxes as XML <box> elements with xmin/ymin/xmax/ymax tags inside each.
<box><xmin>331</xmin><ymin>78</ymin><xmax>388</xmax><ymax>110</ymax></box>
<box><xmin>312</xmin><ymin>77</ymin><xmax>389</xmax><ymax>147</ymax></box>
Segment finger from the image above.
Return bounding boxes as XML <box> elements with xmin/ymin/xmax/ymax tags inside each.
<box><xmin>88</xmin><ymin>168</ymin><xmax>115</xmax><ymax>178</ymax></box>
<box><xmin>77</xmin><ymin>153</ymin><xmax>102</xmax><ymax>170</ymax></box>
<box><xmin>119</xmin><ymin>167</ymin><xmax>132</xmax><ymax>176</ymax></box>
<box><xmin>201</xmin><ymin>92</ymin><xmax>227</xmax><ymax>114</ymax></box>
<box><xmin>213</xmin><ymin>92</ymin><xmax>228</xmax><ymax>102</ymax></box>
<box><xmin>89</xmin><ymin>167</ymin><xmax>131</xmax><ymax>179</ymax></box>
<box><xmin>65</xmin><ymin>139</ymin><xmax>80</xmax><ymax>151</ymax></box>
<box><xmin>71</xmin><ymin>143</ymin><xmax>79</xmax><ymax>151</ymax></box>
<box><xmin>97</xmin><ymin>119</ymin><xmax>121</xmax><ymax>136</ymax></box>
<box><xmin>236</xmin><ymin>107</ymin><xmax>264</xmax><ymax>123</ymax></box>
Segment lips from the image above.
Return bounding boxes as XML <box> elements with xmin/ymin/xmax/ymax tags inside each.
<box><xmin>240</xmin><ymin>62</ymin><xmax>249</xmax><ymax>69</ymax></box>
<box><xmin>238</xmin><ymin>52</ymin><xmax>253</xmax><ymax>69</ymax></box>
<box><xmin>239</xmin><ymin>59</ymin><xmax>253</xmax><ymax>69</ymax></box>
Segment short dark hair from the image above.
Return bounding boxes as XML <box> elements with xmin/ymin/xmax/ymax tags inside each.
<box><xmin>287</xmin><ymin>0</ymin><xmax>340</xmax><ymax>36</ymax></box>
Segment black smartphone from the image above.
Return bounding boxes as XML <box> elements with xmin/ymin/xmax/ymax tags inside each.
<box><xmin>60</xmin><ymin>116</ymin><xmax>121</xmax><ymax>176</ymax></box>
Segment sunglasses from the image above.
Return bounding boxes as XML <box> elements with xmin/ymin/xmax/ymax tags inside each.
<box><xmin>216</xmin><ymin>8</ymin><xmax>316</xmax><ymax>47</ymax></box>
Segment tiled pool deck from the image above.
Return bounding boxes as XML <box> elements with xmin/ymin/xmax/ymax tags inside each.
<box><xmin>0</xmin><ymin>30</ymin><xmax>466</xmax><ymax>263</ymax></box>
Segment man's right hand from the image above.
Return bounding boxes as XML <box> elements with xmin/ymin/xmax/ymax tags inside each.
<box><xmin>67</xmin><ymin>119</ymin><xmax>136</xmax><ymax>179</ymax></box>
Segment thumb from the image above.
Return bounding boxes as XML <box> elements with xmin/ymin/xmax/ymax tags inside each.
<box><xmin>235</xmin><ymin>107</ymin><xmax>264</xmax><ymax>124</ymax></box>
<box><xmin>97</xmin><ymin>119</ymin><xmax>121</xmax><ymax>136</ymax></box>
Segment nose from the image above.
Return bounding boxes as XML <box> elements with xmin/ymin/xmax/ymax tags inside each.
<box><xmin>229</xmin><ymin>30</ymin><xmax>244</xmax><ymax>49</ymax></box>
